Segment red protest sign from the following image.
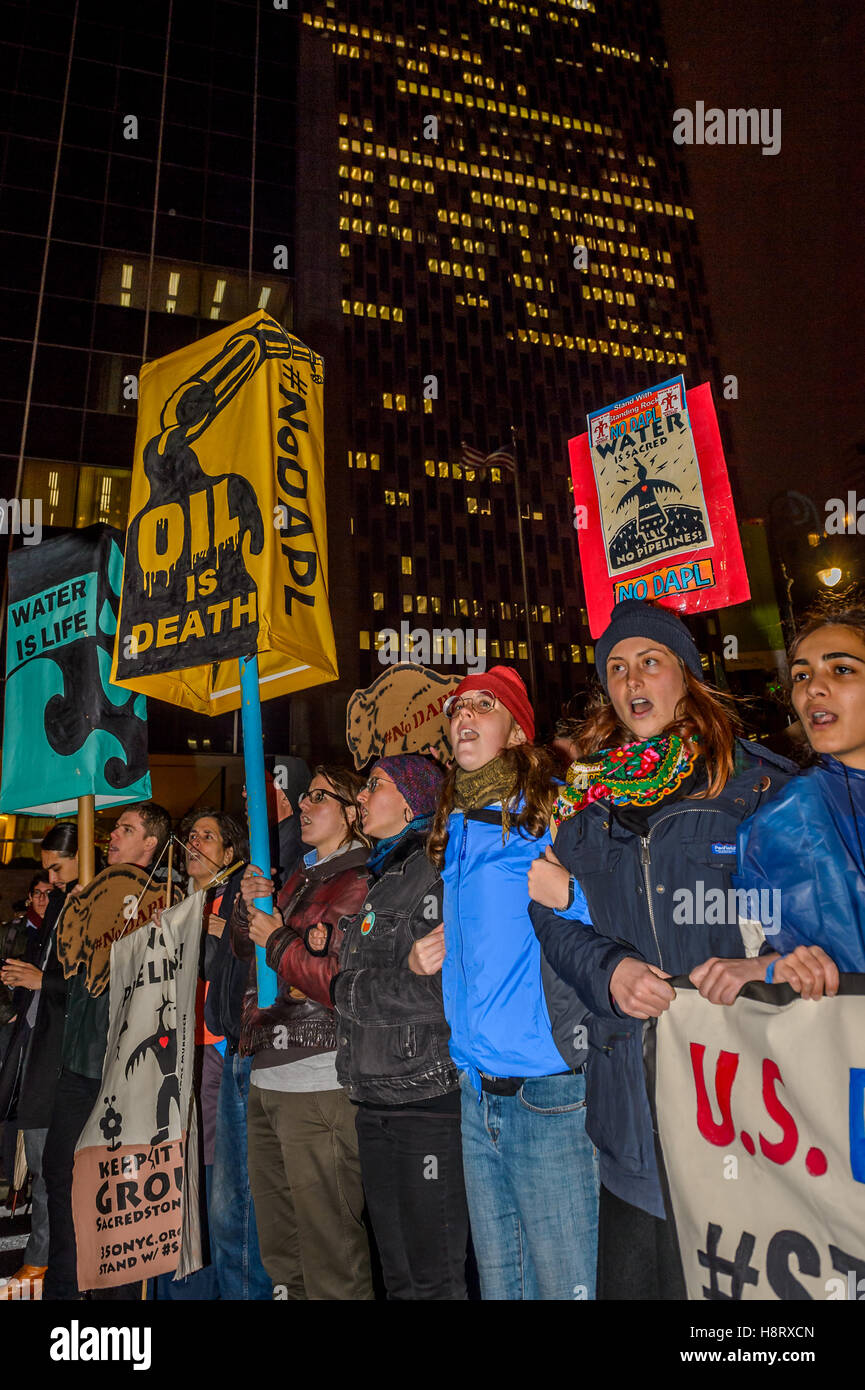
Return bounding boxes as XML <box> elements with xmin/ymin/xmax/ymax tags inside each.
<box><xmin>569</xmin><ymin>376</ymin><xmax>749</xmax><ymax>636</ymax></box>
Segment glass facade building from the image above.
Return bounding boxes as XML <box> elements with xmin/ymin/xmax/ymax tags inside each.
<box><xmin>1</xmin><ymin>0</ymin><xmax>727</xmax><ymax>755</ymax></box>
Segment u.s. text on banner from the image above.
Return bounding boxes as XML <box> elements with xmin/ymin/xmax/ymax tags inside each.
<box><xmin>651</xmin><ymin>980</ymin><xmax>865</xmax><ymax>1301</ymax></box>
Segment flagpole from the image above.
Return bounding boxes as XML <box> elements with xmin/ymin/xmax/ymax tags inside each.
<box><xmin>510</xmin><ymin>426</ymin><xmax>538</xmax><ymax>710</ymax></box>
<box><xmin>239</xmin><ymin>654</ymin><xmax>278</xmax><ymax>1008</ymax></box>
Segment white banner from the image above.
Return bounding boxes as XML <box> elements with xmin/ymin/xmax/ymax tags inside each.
<box><xmin>72</xmin><ymin>891</ymin><xmax>205</xmax><ymax>1290</ymax></box>
<box><xmin>651</xmin><ymin>980</ymin><xmax>865</xmax><ymax>1301</ymax></box>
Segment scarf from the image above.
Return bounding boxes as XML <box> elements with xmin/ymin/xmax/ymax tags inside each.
<box><xmin>553</xmin><ymin>735</ymin><xmax>698</xmax><ymax>827</ymax></box>
<box><xmin>367</xmin><ymin>814</ymin><xmax>433</xmax><ymax>874</ymax></box>
<box><xmin>453</xmin><ymin>755</ymin><xmax>518</xmax><ymax>841</ymax></box>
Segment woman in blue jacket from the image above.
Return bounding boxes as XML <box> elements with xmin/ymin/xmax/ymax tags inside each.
<box><xmin>528</xmin><ymin>600</ymin><xmax>793</xmax><ymax>1299</ymax></box>
<box><xmin>732</xmin><ymin>604</ymin><xmax>865</xmax><ymax>993</ymax></box>
<box><xmin>429</xmin><ymin>665</ymin><xmax>599</xmax><ymax>1301</ymax></box>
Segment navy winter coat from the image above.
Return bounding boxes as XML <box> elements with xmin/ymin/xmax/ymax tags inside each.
<box><xmin>530</xmin><ymin>739</ymin><xmax>794</xmax><ymax>1218</ymax></box>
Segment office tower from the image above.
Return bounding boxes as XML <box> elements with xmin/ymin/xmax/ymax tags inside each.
<box><xmin>300</xmin><ymin>0</ymin><xmax>727</xmax><ymax>730</ymax></box>
<box><xmin>1</xmin><ymin>0</ymin><xmax>725</xmax><ymax>755</ymax></box>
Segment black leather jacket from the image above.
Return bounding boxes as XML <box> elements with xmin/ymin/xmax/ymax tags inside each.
<box><xmin>333</xmin><ymin>830</ymin><xmax>458</xmax><ymax>1105</ymax></box>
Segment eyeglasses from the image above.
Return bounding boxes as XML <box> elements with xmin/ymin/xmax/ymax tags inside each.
<box><xmin>299</xmin><ymin>788</ymin><xmax>350</xmax><ymax>807</ymax></box>
<box><xmin>31</xmin><ymin>888</ymin><xmax>50</xmax><ymax>900</ymax></box>
<box><xmin>443</xmin><ymin>691</ymin><xmax>498</xmax><ymax>717</ymax></box>
<box><xmin>361</xmin><ymin>777</ymin><xmax>390</xmax><ymax>795</ymax></box>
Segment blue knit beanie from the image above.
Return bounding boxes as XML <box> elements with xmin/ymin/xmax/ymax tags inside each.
<box><xmin>594</xmin><ymin>599</ymin><xmax>703</xmax><ymax>693</ymax></box>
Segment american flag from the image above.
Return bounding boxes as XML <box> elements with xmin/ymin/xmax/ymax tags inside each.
<box><xmin>459</xmin><ymin>441</ymin><xmax>516</xmax><ymax>474</ymax></box>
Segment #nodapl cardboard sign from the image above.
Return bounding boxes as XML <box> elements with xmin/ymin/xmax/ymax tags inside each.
<box><xmin>346</xmin><ymin>663</ymin><xmax>459</xmax><ymax>769</ymax></box>
<box><xmin>72</xmin><ymin>892</ymin><xmax>205</xmax><ymax>1290</ymax></box>
<box><xmin>648</xmin><ymin>979</ymin><xmax>865</xmax><ymax>1301</ymax></box>
<box><xmin>57</xmin><ymin>864</ymin><xmax>167</xmax><ymax>998</ymax></box>
<box><xmin>569</xmin><ymin>376</ymin><xmax>750</xmax><ymax>636</ymax></box>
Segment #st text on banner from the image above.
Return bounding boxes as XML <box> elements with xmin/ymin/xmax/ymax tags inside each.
<box><xmin>72</xmin><ymin>891</ymin><xmax>205</xmax><ymax>1290</ymax></box>
<box><xmin>111</xmin><ymin>311</ymin><xmax>337</xmax><ymax>714</ymax></box>
<box><xmin>0</xmin><ymin>525</ymin><xmax>150</xmax><ymax>815</ymax></box>
<box><xmin>569</xmin><ymin>376</ymin><xmax>749</xmax><ymax>636</ymax></box>
<box><xmin>649</xmin><ymin>979</ymin><xmax>865</xmax><ymax>1301</ymax></box>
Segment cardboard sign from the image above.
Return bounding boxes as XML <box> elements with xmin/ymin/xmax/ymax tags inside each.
<box><xmin>72</xmin><ymin>892</ymin><xmax>204</xmax><ymax>1290</ymax></box>
<box><xmin>111</xmin><ymin>312</ymin><xmax>337</xmax><ymax>714</ymax></box>
<box><xmin>570</xmin><ymin>377</ymin><xmax>750</xmax><ymax>636</ymax></box>
<box><xmin>0</xmin><ymin>526</ymin><xmax>151</xmax><ymax>815</ymax></box>
<box><xmin>346</xmin><ymin>663</ymin><xmax>459</xmax><ymax>769</ymax></box>
<box><xmin>56</xmin><ymin>864</ymin><xmax>167</xmax><ymax>997</ymax></box>
<box><xmin>649</xmin><ymin>979</ymin><xmax>865</xmax><ymax>1301</ymax></box>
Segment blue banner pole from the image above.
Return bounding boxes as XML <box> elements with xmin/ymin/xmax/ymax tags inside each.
<box><xmin>239</xmin><ymin>653</ymin><xmax>278</xmax><ymax>1008</ymax></box>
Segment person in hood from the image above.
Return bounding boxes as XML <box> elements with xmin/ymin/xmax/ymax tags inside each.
<box><xmin>429</xmin><ymin>666</ymin><xmax>599</xmax><ymax>1301</ymax></box>
<box><xmin>730</xmin><ymin>603</ymin><xmax>865</xmax><ymax>996</ymax></box>
<box><xmin>527</xmin><ymin>601</ymin><xmax>794</xmax><ymax>1299</ymax></box>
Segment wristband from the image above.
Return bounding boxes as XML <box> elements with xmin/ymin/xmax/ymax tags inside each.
<box><xmin>765</xmin><ymin>959</ymin><xmax>777</xmax><ymax>984</ymax></box>
<box><xmin>565</xmin><ymin>875</ymin><xmax>575</xmax><ymax>910</ymax></box>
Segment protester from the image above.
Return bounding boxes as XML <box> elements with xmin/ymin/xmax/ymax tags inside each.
<box><xmin>147</xmin><ymin>808</ymin><xmax>247</xmax><ymax>1301</ymax></box>
<box><xmin>234</xmin><ymin>766</ymin><xmax>373</xmax><ymax>1299</ymax></box>
<box><xmin>428</xmin><ymin>667</ymin><xmax>598</xmax><ymax>1301</ymax></box>
<box><xmin>0</xmin><ymin>874</ymin><xmax>50</xmax><ymax>1025</ymax></box>
<box><xmin>270</xmin><ymin>754</ymin><xmax>311</xmax><ymax>880</ymax></box>
<box><xmin>0</xmin><ymin>872</ymin><xmax>50</xmax><ymax>1188</ymax></box>
<box><xmin>726</xmin><ymin>604</ymin><xmax>865</xmax><ymax>997</ymax></box>
<box><xmin>527</xmin><ymin>600</ymin><xmax>793</xmax><ymax>1299</ymax></box>
<box><xmin>204</xmin><ymin>795</ymin><xmax>273</xmax><ymax>1301</ymax></box>
<box><xmin>42</xmin><ymin>803</ymin><xmax>171</xmax><ymax>1301</ymax></box>
<box><xmin>0</xmin><ymin>827</ymin><xmax>78</xmax><ymax>1300</ymax></box>
<box><xmin>322</xmin><ymin>754</ymin><xmax>469</xmax><ymax>1300</ymax></box>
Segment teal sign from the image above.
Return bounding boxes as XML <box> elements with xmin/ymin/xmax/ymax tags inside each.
<box><xmin>0</xmin><ymin>525</ymin><xmax>151</xmax><ymax>816</ymax></box>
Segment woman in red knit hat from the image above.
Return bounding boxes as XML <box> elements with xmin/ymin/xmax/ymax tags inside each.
<box><xmin>429</xmin><ymin>667</ymin><xmax>599</xmax><ymax>1301</ymax></box>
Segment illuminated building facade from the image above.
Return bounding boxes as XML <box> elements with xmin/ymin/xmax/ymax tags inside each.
<box><xmin>1</xmin><ymin>0</ymin><xmax>728</xmax><ymax>756</ymax></box>
<box><xmin>302</xmin><ymin>0</ymin><xmax>729</xmax><ymax>728</ymax></box>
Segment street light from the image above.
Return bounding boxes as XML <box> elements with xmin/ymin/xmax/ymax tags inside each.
<box><xmin>817</xmin><ymin>567</ymin><xmax>843</xmax><ymax>588</ymax></box>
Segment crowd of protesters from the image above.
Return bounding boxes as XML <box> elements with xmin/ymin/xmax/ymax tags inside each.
<box><xmin>0</xmin><ymin>594</ymin><xmax>863</xmax><ymax>1301</ymax></box>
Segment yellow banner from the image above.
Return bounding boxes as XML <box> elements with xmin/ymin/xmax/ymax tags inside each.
<box><xmin>110</xmin><ymin>313</ymin><xmax>337</xmax><ymax>714</ymax></box>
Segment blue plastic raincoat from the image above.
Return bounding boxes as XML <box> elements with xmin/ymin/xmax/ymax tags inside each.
<box><xmin>735</xmin><ymin>755</ymin><xmax>865</xmax><ymax>970</ymax></box>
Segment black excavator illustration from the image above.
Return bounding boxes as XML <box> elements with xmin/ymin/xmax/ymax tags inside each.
<box><xmin>124</xmin><ymin>996</ymin><xmax>179</xmax><ymax>1146</ymax></box>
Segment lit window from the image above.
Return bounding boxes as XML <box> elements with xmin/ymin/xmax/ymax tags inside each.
<box><xmin>401</xmin><ymin>556</ymin><xmax>412</xmax><ymax>575</ymax></box>
<box><xmin>373</xmin><ymin>592</ymin><xmax>384</xmax><ymax>610</ymax></box>
<box><xmin>359</xmin><ymin>631</ymin><xmax>370</xmax><ymax>650</ymax></box>
<box><xmin>518</xmin><ymin>642</ymin><xmax>528</xmax><ymax>660</ymax></box>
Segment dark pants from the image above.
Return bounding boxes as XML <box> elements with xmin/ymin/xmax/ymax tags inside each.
<box><xmin>42</xmin><ymin>1069</ymin><xmax>139</xmax><ymax>1301</ymax></box>
<box><xmin>597</xmin><ymin>1184</ymin><xmax>686</xmax><ymax>1300</ymax></box>
<box><xmin>355</xmin><ymin>1098</ymin><xmax>469</xmax><ymax>1300</ymax></box>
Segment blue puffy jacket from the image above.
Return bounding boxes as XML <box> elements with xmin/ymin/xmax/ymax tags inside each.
<box><xmin>735</xmin><ymin>755</ymin><xmax>865</xmax><ymax>970</ymax></box>
<box><xmin>441</xmin><ymin>800</ymin><xmax>592</xmax><ymax>1092</ymax></box>
<box><xmin>530</xmin><ymin>740</ymin><xmax>794</xmax><ymax>1218</ymax></box>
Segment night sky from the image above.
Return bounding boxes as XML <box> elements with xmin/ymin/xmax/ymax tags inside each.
<box><xmin>657</xmin><ymin>0</ymin><xmax>864</xmax><ymax>522</ymax></box>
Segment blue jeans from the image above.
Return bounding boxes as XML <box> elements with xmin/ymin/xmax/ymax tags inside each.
<box><xmin>459</xmin><ymin>1070</ymin><xmax>599</xmax><ymax>1300</ymax></box>
<box><xmin>148</xmin><ymin>1165</ymin><xmax>218</xmax><ymax>1301</ymax></box>
<box><xmin>210</xmin><ymin>1053</ymin><xmax>272</xmax><ymax>1300</ymax></box>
